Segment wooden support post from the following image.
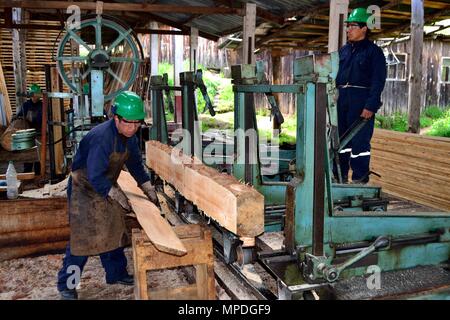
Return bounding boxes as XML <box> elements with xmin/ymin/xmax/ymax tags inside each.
<box><xmin>407</xmin><ymin>0</ymin><xmax>424</xmax><ymax>133</ymax></box>
<box><xmin>11</xmin><ymin>7</ymin><xmax>27</xmax><ymax>110</ymax></box>
<box><xmin>50</xmin><ymin>67</ymin><xmax>64</xmax><ymax>175</ymax></box>
<box><xmin>328</xmin><ymin>0</ymin><xmax>348</xmax><ymax>53</ymax></box>
<box><xmin>242</xmin><ymin>3</ymin><xmax>256</xmax><ymax>65</ymax></box>
<box><xmin>173</xmin><ymin>33</ymin><xmax>184</xmax><ymax>123</ymax></box>
<box><xmin>190</xmin><ymin>27</ymin><xmax>198</xmax><ymax>72</ymax></box>
<box><xmin>39</xmin><ymin>94</ymin><xmax>48</xmax><ymax>179</ymax></box>
<box><xmin>150</xmin><ymin>21</ymin><xmax>159</xmax><ymax>76</ymax></box>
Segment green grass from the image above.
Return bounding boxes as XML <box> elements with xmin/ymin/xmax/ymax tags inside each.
<box><xmin>375</xmin><ymin>106</ymin><xmax>450</xmax><ymax>137</ymax></box>
<box><xmin>426</xmin><ymin>109</ymin><xmax>450</xmax><ymax>137</ymax></box>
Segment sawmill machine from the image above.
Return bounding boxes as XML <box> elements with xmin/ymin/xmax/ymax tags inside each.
<box><xmin>235</xmin><ymin>53</ymin><xmax>450</xmax><ymax>299</ymax></box>
<box><xmin>230</xmin><ymin>55</ymin><xmax>388</xmax><ymax>234</ymax></box>
<box><xmin>51</xmin><ymin>14</ymin><xmax>143</xmax><ymax>158</ymax></box>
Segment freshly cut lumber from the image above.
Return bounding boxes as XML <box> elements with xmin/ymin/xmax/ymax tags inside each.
<box><xmin>371</xmin><ymin>129</ymin><xmax>450</xmax><ymax>211</ymax></box>
<box><xmin>117</xmin><ymin>170</ymin><xmax>187</xmax><ymax>256</ymax></box>
<box><xmin>146</xmin><ymin>141</ymin><xmax>265</xmax><ymax>238</ymax></box>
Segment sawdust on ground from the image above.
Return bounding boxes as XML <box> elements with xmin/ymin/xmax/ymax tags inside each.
<box><xmin>0</xmin><ymin>247</ymin><xmax>229</xmax><ymax>300</ymax></box>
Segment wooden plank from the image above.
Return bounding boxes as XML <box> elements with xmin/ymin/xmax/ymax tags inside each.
<box><xmin>117</xmin><ymin>170</ymin><xmax>187</xmax><ymax>256</ymax></box>
<box><xmin>0</xmin><ymin>1</ymin><xmax>242</xmax><ymax>15</ymax></box>
<box><xmin>146</xmin><ymin>141</ymin><xmax>265</xmax><ymax>238</ymax></box>
<box><xmin>0</xmin><ymin>62</ymin><xmax>12</xmax><ymax>125</ymax></box>
<box><xmin>0</xmin><ymin>146</ymin><xmax>39</xmax><ymax>162</ymax></box>
<box><xmin>150</xmin><ymin>284</ymin><xmax>199</xmax><ymax>300</ymax></box>
<box><xmin>371</xmin><ymin>129</ymin><xmax>450</xmax><ymax>211</ymax></box>
<box><xmin>0</xmin><ymin>172</ymin><xmax>35</xmax><ymax>180</ymax></box>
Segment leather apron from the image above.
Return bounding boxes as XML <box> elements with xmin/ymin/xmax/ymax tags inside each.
<box><xmin>69</xmin><ymin>137</ymin><xmax>130</xmax><ymax>256</ymax></box>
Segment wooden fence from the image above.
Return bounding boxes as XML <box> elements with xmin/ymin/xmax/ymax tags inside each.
<box><xmin>371</xmin><ymin>129</ymin><xmax>450</xmax><ymax>211</ymax></box>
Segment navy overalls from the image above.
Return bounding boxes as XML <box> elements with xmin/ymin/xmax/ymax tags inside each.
<box><xmin>335</xmin><ymin>38</ymin><xmax>387</xmax><ymax>182</ymax></box>
<box><xmin>57</xmin><ymin>119</ymin><xmax>150</xmax><ymax>292</ymax></box>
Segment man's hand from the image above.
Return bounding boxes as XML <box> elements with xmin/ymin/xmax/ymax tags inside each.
<box><xmin>108</xmin><ymin>185</ymin><xmax>131</xmax><ymax>212</ymax></box>
<box><xmin>360</xmin><ymin>108</ymin><xmax>374</xmax><ymax>119</ymax></box>
<box><xmin>140</xmin><ymin>181</ymin><xmax>161</xmax><ymax>209</ymax></box>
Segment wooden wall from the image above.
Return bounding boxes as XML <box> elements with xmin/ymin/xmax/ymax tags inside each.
<box><xmin>0</xmin><ymin>20</ymin><xmax>71</xmax><ymax>114</ymax></box>
<box><xmin>380</xmin><ymin>39</ymin><xmax>450</xmax><ymax>115</ymax></box>
<box><xmin>371</xmin><ymin>129</ymin><xmax>450</xmax><ymax>211</ymax></box>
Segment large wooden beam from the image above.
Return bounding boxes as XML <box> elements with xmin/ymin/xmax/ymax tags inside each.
<box><xmin>407</xmin><ymin>0</ymin><xmax>424</xmax><ymax>133</ymax></box>
<box><xmin>146</xmin><ymin>141</ymin><xmax>265</xmax><ymax>238</ymax></box>
<box><xmin>0</xmin><ymin>1</ymin><xmax>243</xmax><ymax>15</ymax></box>
<box><xmin>117</xmin><ymin>171</ymin><xmax>187</xmax><ymax>257</ymax></box>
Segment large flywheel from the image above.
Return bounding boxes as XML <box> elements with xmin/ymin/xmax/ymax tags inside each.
<box><xmin>56</xmin><ymin>15</ymin><xmax>143</xmax><ymax>116</ymax></box>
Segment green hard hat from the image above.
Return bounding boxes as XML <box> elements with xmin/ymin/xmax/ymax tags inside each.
<box><xmin>114</xmin><ymin>91</ymin><xmax>145</xmax><ymax>120</ymax></box>
<box><xmin>345</xmin><ymin>7</ymin><xmax>371</xmax><ymax>24</ymax></box>
<box><xmin>29</xmin><ymin>83</ymin><xmax>41</xmax><ymax>95</ymax></box>
<box><xmin>83</xmin><ymin>83</ymin><xmax>90</xmax><ymax>94</ymax></box>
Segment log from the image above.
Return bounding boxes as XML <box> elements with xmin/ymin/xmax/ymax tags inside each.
<box><xmin>117</xmin><ymin>171</ymin><xmax>187</xmax><ymax>256</ymax></box>
<box><xmin>146</xmin><ymin>141</ymin><xmax>265</xmax><ymax>238</ymax></box>
<box><xmin>0</xmin><ymin>241</ymin><xmax>67</xmax><ymax>262</ymax></box>
<box><xmin>0</xmin><ymin>197</ymin><xmax>69</xmax><ymax>261</ymax></box>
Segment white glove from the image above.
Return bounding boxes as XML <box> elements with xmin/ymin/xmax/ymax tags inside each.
<box><xmin>108</xmin><ymin>185</ymin><xmax>131</xmax><ymax>212</ymax></box>
<box><xmin>140</xmin><ymin>181</ymin><xmax>161</xmax><ymax>209</ymax></box>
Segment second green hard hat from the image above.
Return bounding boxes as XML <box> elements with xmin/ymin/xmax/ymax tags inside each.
<box><xmin>29</xmin><ymin>83</ymin><xmax>41</xmax><ymax>95</ymax></box>
<box><xmin>114</xmin><ymin>91</ymin><xmax>145</xmax><ymax>120</ymax></box>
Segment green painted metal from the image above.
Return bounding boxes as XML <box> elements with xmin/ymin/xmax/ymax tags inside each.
<box><xmin>149</xmin><ymin>75</ymin><xmax>169</xmax><ymax>144</ymax></box>
<box><xmin>291</xmin><ymin>53</ymin><xmax>450</xmax><ymax>281</ymax></box>
<box><xmin>56</xmin><ymin>15</ymin><xmax>142</xmax><ymax>110</ymax></box>
<box><xmin>11</xmin><ymin>129</ymin><xmax>36</xmax><ymax>151</ymax></box>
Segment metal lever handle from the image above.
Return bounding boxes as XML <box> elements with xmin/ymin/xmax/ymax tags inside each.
<box><xmin>322</xmin><ymin>236</ymin><xmax>390</xmax><ymax>282</ymax></box>
<box><xmin>195</xmin><ymin>70</ymin><xmax>216</xmax><ymax>116</ymax></box>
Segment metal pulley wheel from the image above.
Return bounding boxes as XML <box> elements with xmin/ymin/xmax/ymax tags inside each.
<box><xmin>55</xmin><ymin>15</ymin><xmax>143</xmax><ymax>115</ymax></box>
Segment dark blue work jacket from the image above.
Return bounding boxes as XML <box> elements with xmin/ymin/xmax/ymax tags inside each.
<box><xmin>336</xmin><ymin>38</ymin><xmax>387</xmax><ymax>113</ymax></box>
<box><xmin>70</xmin><ymin>119</ymin><xmax>150</xmax><ymax>198</ymax></box>
<box><xmin>17</xmin><ymin>99</ymin><xmax>43</xmax><ymax>131</ymax></box>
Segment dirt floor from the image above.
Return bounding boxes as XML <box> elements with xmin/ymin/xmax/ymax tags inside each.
<box><xmin>0</xmin><ymin>190</ymin><xmax>231</xmax><ymax>300</ymax></box>
<box><xmin>0</xmin><ymin>247</ymin><xmax>230</xmax><ymax>300</ymax></box>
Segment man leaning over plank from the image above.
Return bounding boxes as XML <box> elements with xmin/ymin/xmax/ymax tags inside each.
<box><xmin>56</xmin><ymin>91</ymin><xmax>160</xmax><ymax>300</ymax></box>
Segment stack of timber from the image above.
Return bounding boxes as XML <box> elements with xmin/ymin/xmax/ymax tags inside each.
<box><xmin>0</xmin><ymin>197</ymin><xmax>69</xmax><ymax>261</ymax></box>
<box><xmin>146</xmin><ymin>141</ymin><xmax>264</xmax><ymax>238</ymax></box>
<box><xmin>0</xmin><ymin>19</ymin><xmax>71</xmax><ymax>112</ymax></box>
<box><xmin>371</xmin><ymin>129</ymin><xmax>450</xmax><ymax>211</ymax></box>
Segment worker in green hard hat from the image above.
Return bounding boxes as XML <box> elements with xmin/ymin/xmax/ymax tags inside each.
<box><xmin>16</xmin><ymin>83</ymin><xmax>43</xmax><ymax>174</ymax></box>
<box><xmin>56</xmin><ymin>91</ymin><xmax>160</xmax><ymax>300</ymax></box>
<box><xmin>17</xmin><ymin>83</ymin><xmax>42</xmax><ymax>131</ymax></box>
<box><xmin>333</xmin><ymin>8</ymin><xmax>386</xmax><ymax>184</ymax></box>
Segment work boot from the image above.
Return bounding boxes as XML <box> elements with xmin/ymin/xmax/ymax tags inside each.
<box><xmin>59</xmin><ymin>289</ymin><xmax>78</xmax><ymax>300</ymax></box>
<box><xmin>108</xmin><ymin>274</ymin><xmax>134</xmax><ymax>286</ymax></box>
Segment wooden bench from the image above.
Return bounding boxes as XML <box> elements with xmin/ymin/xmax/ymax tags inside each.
<box><xmin>132</xmin><ymin>224</ymin><xmax>215</xmax><ymax>300</ymax></box>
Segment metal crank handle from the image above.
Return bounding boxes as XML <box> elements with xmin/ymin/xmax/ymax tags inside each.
<box><xmin>322</xmin><ymin>236</ymin><xmax>390</xmax><ymax>282</ymax></box>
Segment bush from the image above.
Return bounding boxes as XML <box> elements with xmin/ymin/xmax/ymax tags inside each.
<box><xmin>215</xmin><ymin>80</ymin><xmax>234</xmax><ymax>113</ymax></box>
